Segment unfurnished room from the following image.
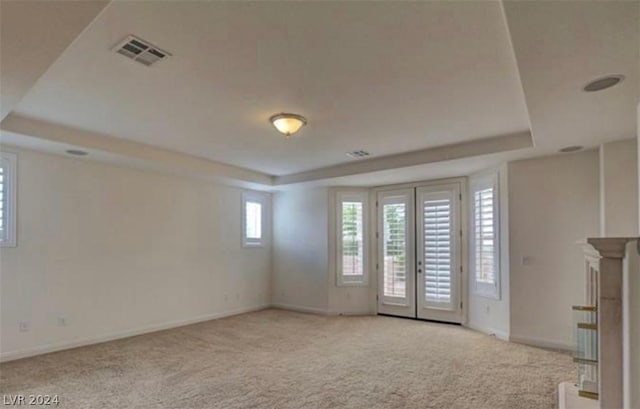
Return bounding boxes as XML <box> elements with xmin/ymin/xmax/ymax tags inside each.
<box><xmin>0</xmin><ymin>1</ymin><xmax>639</xmax><ymax>408</ymax></box>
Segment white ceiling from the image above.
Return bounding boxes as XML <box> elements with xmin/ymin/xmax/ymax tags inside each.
<box><xmin>0</xmin><ymin>0</ymin><xmax>108</xmax><ymax>120</ymax></box>
<box><xmin>1</xmin><ymin>1</ymin><xmax>638</xmax><ymax>187</ymax></box>
<box><xmin>503</xmin><ymin>1</ymin><xmax>639</xmax><ymax>150</ymax></box>
<box><xmin>11</xmin><ymin>1</ymin><xmax>530</xmax><ymax>176</ymax></box>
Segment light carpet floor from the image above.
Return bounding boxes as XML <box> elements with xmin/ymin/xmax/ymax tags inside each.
<box><xmin>0</xmin><ymin>309</ymin><xmax>574</xmax><ymax>409</ymax></box>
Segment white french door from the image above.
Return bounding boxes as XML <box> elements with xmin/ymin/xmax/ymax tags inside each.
<box><xmin>377</xmin><ymin>182</ymin><xmax>463</xmax><ymax>323</ymax></box>
<box><xmin>416</xmin><ymin>184</ymin><xmax>462</xmax><ymax>323</ymax></box>
<box><xmin>376</xmin><ymin>189</ymin><xmax>415</xmax><ymax>318</ymax></box>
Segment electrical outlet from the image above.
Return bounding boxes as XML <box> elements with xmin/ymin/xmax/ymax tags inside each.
<box><xmin>57</xmin><ymin>316</ymin><xmax>67</xmax><ymax>326</ymax></box>
<box><xmin>484</xmin><ymin>304</ymin><xmax>490</xmax><ymax>314</ymax></box>
<box><xmin>19</xmin><ymin>321</ymin><xmax>29</xmax><ymax>332</ymax></box>
<box><xmin>346</xmin><ymin>292</ymin><xmax>351</xmax><ymax>300</ymax></box>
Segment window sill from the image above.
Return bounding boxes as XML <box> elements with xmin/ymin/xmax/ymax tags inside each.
<box><xmin>471</xmin><ymin>291</ymin><xmax>501</xmax><ymax>301</ymax></box>
<box><xmin>336</xmin><ymin>281</ymin><xmax>369</xmax><ymax>288</ymax></box>
<box><xmin>242</xmin><ymin>242</ymin><xmax>265</xmax><ymax>249</ymax></box>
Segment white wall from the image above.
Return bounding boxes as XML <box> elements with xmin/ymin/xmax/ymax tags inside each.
<box><xmin>0</xmin><ymin>147</ymin><xmax>271</xmax><ymax>361</ymax></box>
<box><xmin>467</xmin><ymin>165</ymin><xmax>510</xmax><ymax>340</ymax></box>
<box><xmin>599</xmin><ymin>138</ymin><xmax>639</xmax><ymax>237</ymax></box>
<box><xmin>271</xmin><ymin>187</ymin><xmax>329</xmax><ymax>314</ymax></box>
<box><xmin>508</xmin><ymin>150</ymin><xmax>600</xmax><ymax>349</ymax></box>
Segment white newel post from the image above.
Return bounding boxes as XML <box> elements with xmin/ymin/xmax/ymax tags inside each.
<box><xmin>586</xmin><ymin>238</ymin><xmax>638</xmax><ymax>409</ymax></box>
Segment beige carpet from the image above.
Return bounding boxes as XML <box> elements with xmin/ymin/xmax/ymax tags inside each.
<box><xmin>1</xmin><ymin>309</ymin><xmax>574</xmax><ymax>409</ymax></box>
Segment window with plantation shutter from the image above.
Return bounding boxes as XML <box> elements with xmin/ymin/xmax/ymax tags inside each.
<box><xmin>245</xmin><ymin>201</ymin><xmax>262</xmax><ymax>239</ymax></box>
<box><xmin>242</xmin><ymin>191</ymin><xmax>267</xmax><ymax>248</ymax></box>
<box><xmin>423</xmin><ymin>198</ymin><xmax>452</xmax><ymax>304</ymax></box>
<box><xmin>474</xmin><ymin>188</ymin><xmax>494</xmax><ymax>283</ymax></box>
<box><xmin>336</xmin><ymin>191</ymin><xmax>368</xmax><ymax>286</ymax></box>
<box><xmin>0</xmin><ymin>152</ymin><xmax>16</xmax><ymax>247</ymax></box>
<box><xmin>470</xmin><ymin>171</ymin><xmax>500</xmax><ymax>299</ymax></box>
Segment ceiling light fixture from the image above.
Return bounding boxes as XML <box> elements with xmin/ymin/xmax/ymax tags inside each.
<box><xmin>583</xmin><ymin>75</ymin><xmax>624</xmax><ymax>92</ymax></box>
<box><xmin>269</xmin><ymin>113</ymin><xmax>307</xmax><ymax>137</ymax></box>
<box><xmin>65</xmin><ymin>149</ymin><xmax>88</xmax><ymax>156</ymax></box>
<box><xmin>559</xmin><ymin>146</ymin><xmax>583</xmax><ymax>153</ymax></box>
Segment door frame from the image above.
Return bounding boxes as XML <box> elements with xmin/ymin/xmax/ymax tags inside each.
<box><xmin>370</xmin><ymin>177</ymin><xmax>468</xmax><ymax>325</ymax></box>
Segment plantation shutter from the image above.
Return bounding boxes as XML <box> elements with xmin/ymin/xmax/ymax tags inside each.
<box><xmin>423</xmin><ymin>197</ymin><xmax>453</xmax><ymax>305</ymax></box>
<box><xmin>0</xmin><ymin>152</ymin><xmax>16</xmax><ymax>247</ymax></box>
<box><xmin>341</xmin><ymin>201</ymin><xmax>364</xmax><ymax>277</ymax></box>
<box><xmin>336</xmin><ymin>191</ymin><xmax>368</xmax><ymax>286</ymax></box>
<box><xmin>470</xmin><ymin>171</ymin><xmax>500</xmax><ymax>299</ymax></box>
<box><xmin>0</xmin><ymin>163</ymin><xmax>5</xmax><ymax>242</ymax></box>
<box><xmin>242</xmin><ymin>192</ymin><xmax>266</xmax><ymax>248</ymax></box>
<box><xmin>383</xmin><ymin>202</ymin><xmax>407</xmax><ymax>298</ymax></box>
<box><xmin>245</xmin><ymin>201</ymin><xmax>262</xmax><ymax>240</ymax></box>
<box><xmin>474</xmin><ymin>187</ymin><xmax>495</xmax><ymax>284</ymax></box>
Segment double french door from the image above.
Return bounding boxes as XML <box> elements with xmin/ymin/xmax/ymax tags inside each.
<box><xmin>376</xmin><ymin>182</ymin><xmax>463</xmax><ymax>323</ymax></box>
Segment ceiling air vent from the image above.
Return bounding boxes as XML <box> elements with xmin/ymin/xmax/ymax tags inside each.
<box><xmin>346</xmin><ymin>150</ymin><xmax>370</xmax><ymax>159</ymax></box>
<box><xmin>113</xmin><ymin>35</ymin><xmax>171</xmax><ymax>66</ymax></box>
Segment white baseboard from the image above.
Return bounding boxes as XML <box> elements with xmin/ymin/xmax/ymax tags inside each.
<box><xmin>327</xmin><ymin>309</ymin><xmax>375</xmax><ymax>316</ymax></box>
<box><xmin>271</xmin><ymin>302</ymin><xmax>329</xmax><ymax>315</ymax></box>
<box><xmin>509</xmin><ymin>334</ymin><xmax>573</xmax><ymax>351</ymax></box>
<box><xmin>271</xmin><ymin>302</ymin><xmax>374</xmax><ymax>317</ymax></box>
<box><xmin>0</xmin><ymin>304</ymin><xmax>270</xmax><ymax>363</ymax></box>
<box><xmin>465</xmin><ymin>322</ymin><xmax>509</xmax><ymax>341</ymax></box>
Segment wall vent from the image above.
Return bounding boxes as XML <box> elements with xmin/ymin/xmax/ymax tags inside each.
<box><xmin>113</xmin><ymin>35</ymin><xmax>171</xmax><ymax>66</ymax></box>
<box><xmin>346</xmin><ymin>150</ymin><xmax>370</xmax><ymax>159</ymax></box>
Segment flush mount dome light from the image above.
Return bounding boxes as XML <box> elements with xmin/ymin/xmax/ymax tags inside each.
<box><xmin>583</xmin><ymin>75</ymin><xmax>624</xmax><ymax>92</ymax></box>
<box><xmin>269</xmin><ymin>113</ymin><xmax>307</xmax><ymax>137</ymax></box>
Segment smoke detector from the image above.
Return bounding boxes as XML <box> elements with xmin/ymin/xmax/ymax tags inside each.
<box><xmin>346</xmin><ymin>150</ymin><xmax>370</xmax><ymax>159</ymax></box>
<box><xmin>113</xmin><ymin>35</ymin><xmax>171</xmax><ymax>66</ymax></box>
<box><xmin>559</xmin><ymin>146</ymin><xmax>583</xmax><ymax>153</ymax></box>
<box><xmin>583</xmin><ymin>75</ymin><xmax>624</xmax><ymax>92</ymax></box>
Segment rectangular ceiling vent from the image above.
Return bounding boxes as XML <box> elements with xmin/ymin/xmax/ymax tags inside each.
<box><xmin>113</xmin><ymin>35</ymin><xmax>171</xmax><ymax>66</ymax></box>
<box><xmin>346</xmin><ymin>150</ymin><xmax>370</xmax><ymax>159</ymax></box>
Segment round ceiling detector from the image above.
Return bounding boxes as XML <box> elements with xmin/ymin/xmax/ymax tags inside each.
<box><xmin>559</xmin><ymin>146</ymin><xmax>583</xmax><ymax>153</ymax></box>
<box><xmin>65</xmin><ymin>149</ymin><xmax>88</xmax><ymax>156</ymax></box>
<box><xmin>269</xmin><ymin>113</ymin><xmax>307</xmax><ymax>137</ymax></box>
<box><xmin>583</xmin><ymin>75</ymin><xmax>624</xmax><ymax>92</ymax></box>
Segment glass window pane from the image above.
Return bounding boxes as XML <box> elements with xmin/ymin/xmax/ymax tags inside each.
<box><xmin>245</xmin><ymin>201</ymin><xmax>262</xmax><ymax>240</ymax></box>
<box><xmin>383</xmin><ymin>203</ymin><xmax>406</xmax><ymax>298</ymax></box>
